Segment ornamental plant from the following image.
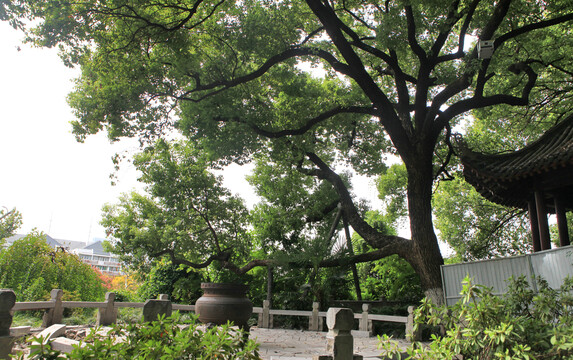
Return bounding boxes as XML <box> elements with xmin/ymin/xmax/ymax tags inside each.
<box><xmin>379</xmin><ymin>276</ymin><xmax>573</xmax><ymax>360</ymax></box>
<box><xmin>18</xmin><ymin>313</ymin><xmax>261</xmax><ymax>360</ymax></box>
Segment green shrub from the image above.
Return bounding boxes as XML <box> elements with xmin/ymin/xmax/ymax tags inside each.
<box><xmin>18</xmin><ymin>313</ymin><xmax>261</xmax><ymax>360</ymax></box>
<box><xmin>137</xmin><ymin>259</ymin><xmax>204</xmax><ymax>304</ymax></box>
<box><xmin>116</xmin><ymin>307</ymin><xmax>143</xmax><ymax>324</ymax></box>
<box><xmin>379</xmin><ymin>276</ymin><xmax>573</xmax><ymax>360</ymax></box>
<box><xmin>12</xmin><ymin>312</ymin><xmax>43</xmax><ymax>328</ymax></box>
<box><xmin>0</xmin><ymin>232</ymin><xmax>106</xmax><ymax>302</ymax></box>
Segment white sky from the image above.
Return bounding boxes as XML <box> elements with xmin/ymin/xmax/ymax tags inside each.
<box><xmin>0</xmin><ymin>22</ymin><xmax>389</xmax><ymax>244</ymax></box>
<box><xmin>0</xmin><ymin>22</ymin><xmax>143</xmax><ymax>242</ymax></box>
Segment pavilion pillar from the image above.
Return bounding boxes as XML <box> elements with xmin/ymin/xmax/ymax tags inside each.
<box><xmin>534</xmin><ymin>191</ymin><xmax>551</xmax><ymax>251</ymax></box>
<box><xmin>554</xmin><ymin>197</ymin><xmax>570</xmax><ymax>247</ymax></box>
<box><xmin>528</xmin><ymin>200</ymin><xmax>542</xmax><ymax>252</ymax></box>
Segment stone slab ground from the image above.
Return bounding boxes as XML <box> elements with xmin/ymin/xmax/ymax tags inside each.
<box><xmin>8</xmin><ymin>325</ymin><xmax>409</xmax><ymax>359</ymax></box>
<box><xmin>250</xmin><ymin>328</ymin><xmax>409</xmax><ymax>360</ymax></box>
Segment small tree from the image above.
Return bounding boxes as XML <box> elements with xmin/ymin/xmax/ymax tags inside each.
<box><xmin>101</xmin><ymin>140</ymin><xmax>253</xmax><ymax>276</ymax></box>
<box><xmin>0</xmin><ymin>206</ymin><xmax>22</xmax><ymax>243</ymax></box>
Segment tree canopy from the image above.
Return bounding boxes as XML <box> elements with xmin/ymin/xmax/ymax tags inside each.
<box><xmin>4</xmin><ymin>0</ymin><xmax>573</xmax><ymax>301</ymax></box>
<box><xmin>0</xmin><ymin>206</ymin><xmax>22</xmax><ymax>242</ymax></box>
<box><xmin>101</xmin><ymin>140</ymin><xmax>252</xmax><ymax>273</ymax></box>
<box><xmin>0</xmin><ymin>231</ymin><xmax>106</xmax><ymax>301</ymax></box>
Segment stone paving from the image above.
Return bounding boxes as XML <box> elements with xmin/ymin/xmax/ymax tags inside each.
<box><xmin>249</xmin><ymin>328</ymin><xmax>409</xmax><ymax>360</ymax></box>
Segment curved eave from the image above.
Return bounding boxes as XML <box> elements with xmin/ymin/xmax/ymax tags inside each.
<box><xmin>459</xmin><ymin>114</ymin><xmax>573</xmax><ymax>211</ymax></box>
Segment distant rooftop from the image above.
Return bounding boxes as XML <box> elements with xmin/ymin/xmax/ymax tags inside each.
<box><xmin>3</xmin><ymin>233</ymin><xmax>114</xmax><ymax>255</ymax></box>
<box><xmin>82</xmin><ymin>241</ymin><xmax>109</xmax><ymax>255</ymax></box>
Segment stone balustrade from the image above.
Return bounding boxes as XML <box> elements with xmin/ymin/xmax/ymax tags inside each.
<box><xmin>0</xmin><ymin>288</ymin><xmax>418</xmax><ymax>359</ymax></box>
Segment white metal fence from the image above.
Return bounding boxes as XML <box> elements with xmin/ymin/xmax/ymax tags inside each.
<box><xmin>441</xmin><ymin>245</ymin><xmax>573</xmax><ymax>305</ymax></box>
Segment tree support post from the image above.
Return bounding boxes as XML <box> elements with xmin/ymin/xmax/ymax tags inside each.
<box><xmin>260</xmin><ymin>300</ymin><xmax>272</xmax><ymax>328</ymax></box>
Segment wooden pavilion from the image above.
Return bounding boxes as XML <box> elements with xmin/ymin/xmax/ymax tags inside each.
<box><xmin>457</xmin><ymin>115</ymin><xmax>573</xmax><ymax>252</ymax></box>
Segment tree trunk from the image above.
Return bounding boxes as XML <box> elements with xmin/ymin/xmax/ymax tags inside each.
<box><xmin>406</xmin><ymin>155</ymin><xmax>445</xmax><ymax>305</ymax></box>
<box><xmin>266</xmin><ymin>266</ymin><xmax>274</xmax><ymax>308</ymax></box>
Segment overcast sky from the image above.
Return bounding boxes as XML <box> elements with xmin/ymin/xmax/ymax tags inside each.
<box><xmin>0</xmin><ymin>21</ymin><xmax>386</xmax><ymax>244</ymax></box>
<box><xmin>0</xmin><ymin>22</ymin><xmax>144</xmax><ymax>242</ymax></box>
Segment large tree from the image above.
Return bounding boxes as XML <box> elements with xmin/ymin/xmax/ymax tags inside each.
<box><xmin>4</xmin><ymin>0</ymin><xmax>573</xmax><ymax>302</ymax></box>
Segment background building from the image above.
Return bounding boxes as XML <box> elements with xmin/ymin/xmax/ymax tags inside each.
<box><xmin>3</xmin><ymin>234</ymin><xmax>122</xmax><ymax>276</ymax></box>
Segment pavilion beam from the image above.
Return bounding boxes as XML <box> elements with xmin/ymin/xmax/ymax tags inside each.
<box><xmin>528</xmin><ymin>200</ymin><xmax>542</xmax><ymax>252</ymax></box>
<box><xmin>535</xmin><ymin>191</ymin><xmax>551</xmax><ymax>251</ymax></box>
<box><xmin>554</xmin><ymin>197</ymin><xmax>570</xmax><ymax>247</ymax></box>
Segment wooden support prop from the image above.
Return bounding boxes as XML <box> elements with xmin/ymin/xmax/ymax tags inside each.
<box><xmin>534</xmin><ymin>191</ymin><xmax>551</xmax><ymax>250</ymax></box>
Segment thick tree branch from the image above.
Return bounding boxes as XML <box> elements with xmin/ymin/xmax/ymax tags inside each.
<box><xmin>405</xmin><ymin>5</ymin><xmax>427</xmax><ymax>62</ymax></box>
<box><xmin>495</xmin><ymin>12</ymin><xmax>573</xmax><ymax>50</ymax></box>
<box><xmin>177</xmin><ymin>47</ymin><xmax>352</xmax><ymax>102</ymax></box>
<box><xmin>305</xmin><ymin>0</ymin><xmax>414</xmax><ymax>160</ymax></box>
<box><xmin>222</xmin><ymin>245</ymin><xmax>408</xmax><ymax>275</ymax></box>
<box><xmin>430</xmin><ymin>0</ymin><xmax>531</xmax><ymax>139</ymax></box>
<box><xmin>435</xmin><ymin>0</ymin><xmax>481</xmax><ymax>64</ymax></box>
<box><xmin>304</xmin><ymin>151</ymin><xmax>411</xmax><ymax>253</ymax></box>
<box><xmin>305</xmin><ymin>200</ymin><xmax>340</xmax><ymax>223</ymax></box>
<box><xmin>429</xmin><ymin>0</ymin><xmax>462</xmax><ymax>62</ymax></box>
<box><xmin>218</xmin><ymin>106</ymin><xmax>377</xmax><ymax>138</ymax></box>
<box><xmin>152</xmin><ymin>248</ymin><xmax>230</xmax><ymax>269</ymax></box>
<box><xmin>436</xmin><ymin>63</ymin><xmax>538</xmax><ymax>132</ymax></box>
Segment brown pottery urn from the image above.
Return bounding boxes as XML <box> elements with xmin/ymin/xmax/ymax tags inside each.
<box><xmin>195</xmin><ymin>282</ymin><xmax>253</xmax><ymax>330</ymax></box>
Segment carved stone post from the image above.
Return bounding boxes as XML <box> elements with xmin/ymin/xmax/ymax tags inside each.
<box><xmin>42</xmin><ymin>289</ymin><xmax>63</xmax><ymax>328</ymax></box>
<box><xmin>309</xmin><ymin>302</ymin><xmax>320</xmax><ymax>331</ymax></box>
<box><xmin>313</xmin><ymin>308</ymin><xmax>363</xmax><ymax>360</ymax></box>
<box><xmin>97</xmin><ymin>292</ymin><xmax>117</xmax><ymax>326</ymax></box>
<box><xmin>143</xmin><ymin>298</ymin><xmax>172</xmax><ymax>322</ymax></box>
<box><xmin>405</xmin><ymin>306</ymin><xmax>420</xmax><ymax>342</ymax></box>
<box><xmin>261</xmin><ymin>300</ymin><xmax>271</xmax><ymax>328</ymax></box>
<box><xmin>359</xmin><ymin>304</ymin><xmax>372</xmax><ymax>333</ymax></box>
<box><xmin>0</xmin><ymin>289</ymin><xmax>16</xmax><ymax>360</ymax></box>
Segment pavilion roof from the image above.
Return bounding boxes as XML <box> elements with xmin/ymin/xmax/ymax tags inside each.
<box><xmin>458</xmin><ymin>114</ymin><xmax>573</xmax><ymax>211</ymax></box>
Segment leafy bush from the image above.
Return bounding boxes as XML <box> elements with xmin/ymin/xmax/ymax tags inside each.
<box><xmin>137</xmin><ymin>259</ymin><xmax>204</xmax><ymax>304</ymax></box>
<box><xmin>18</xmin><ymin>313</ymin><xmax>261</xmax><ymax>360</ymax></box>
<box><xmin>116</xmin><ymin>307</ymin><xmax>143</xmax><ymax>324</ymax></box>
<box><xmin>359</xmin><ymin>255</ymin><xmax>423</xmax><ymax>302</ymax></box>
<box><xmin>0</xmin><ymin>231</ymin><xmax>106</xmax><ymax>302</ymax></box>
<box><xmin>379</xmin><ymin>276</ymin><xmax>573</xmax><ymax>359</ymax></box>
